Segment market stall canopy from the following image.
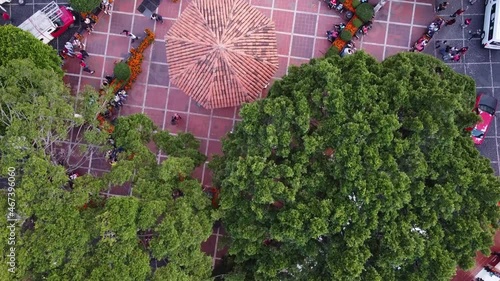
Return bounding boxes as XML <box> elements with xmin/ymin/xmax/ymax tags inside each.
<box><xmin>165</xmin><ymin>0</ymin><xmax>278</xmax><ymax>109</ymax></box>
<box><xmin>137</xmin><ymin>0</ymin><xmax>161</xmax><ymax>17</ymax></box>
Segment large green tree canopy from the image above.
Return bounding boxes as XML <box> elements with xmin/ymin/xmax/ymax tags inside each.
<box><xmin>212</xmin><ymin>52</ymin><xmax>500</xmax><ymax>280</ymax></box>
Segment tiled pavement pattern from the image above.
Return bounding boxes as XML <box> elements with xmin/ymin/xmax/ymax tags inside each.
<box><xmin>2</xmin><ymin>0</ymin><xmax>500</xmax><ymax>275</ymax></box>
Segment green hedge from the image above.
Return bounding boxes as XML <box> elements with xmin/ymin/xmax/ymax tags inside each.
<box><xmin>340</xmin><ymin>30</ymin><xmax>352</xmax><ymax>42</ymax></box>
<box><xmin>69</xmin><ymin>0</ymin><xmax>101</xmax><ymax>13</ymax></box>
<box><xmin>352</xmin><ymin>0</ymin><xmax>361</xmax><ymax>8</ymax></box>
<box><xmin>355</xmin><ymin>3</ymin><xmax>375</xmax><ymax>23</ymax></box>
<box><xmin>352</xmin><ymin>18</ymin><xmax>364</xmax><ymax>28</ymax></box>
<box><xmin>114</xmin><ymin>62</ymin><xmax>131</xmax><ymax>81</ymax></box>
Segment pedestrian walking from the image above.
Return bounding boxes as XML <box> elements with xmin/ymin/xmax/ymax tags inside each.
<box><xmin>458</xmin><ymin>46</ymin><xmax>469</xmax><ymax>55</ymax></box>
<box><xmin>452</xmin><ymin>54</ymin><xmax>461</xmax><ymax>62</ymax></box>
<box><xmin>77</xmin><ymin>50</ymin><xmax>89</xmax><ymax>60</ymax></box>
<box><xmin>436</xmin><ymin>2</ymin><xmax>449</xmax><ymax>12</ymax></box>
<box><xmin>80</xmin><ymin>60</ymin><xmax>95</xmax><ymax>74</ymax></box>
<box><xmin>461</xmin><ymin>18</ymin><xmax>472</xmax><ymax>29</ymax></box>
<box><xmin>2</xmin><ymin>12</ymin><xmax>12</xmax><ymax>23</ymax></box>
<box><xmin>469</xmin><ymin>0</ymin><xmax>477</xmax><ymax>4</ymax></box>
<box><xmin>121</xmin><ymin>30</ymin><xmax>140</xmax><ymax>43</ymax></box>
<box><xmin>151</xmin><ymin>13</ymin><xmax>164</xmax><ymax>23</ymax></box>
<box><xmin>445</xmin><ymin>19</ymin><xmax>456</xmax><ymax>26</ymax></box>
<box><xmin>170</xmin><ymin>113</ymin><xmax>182</xmax><ymax>125</ymax></box>
<box><xmin>450</xmin><ymin>7</ymin><xmax>468</xmax><ymax>18</ymax></box>
<box><xmin>468</xmin><ymin>29</ymin><xmax>483</xmax><ymax>40</ymax></box>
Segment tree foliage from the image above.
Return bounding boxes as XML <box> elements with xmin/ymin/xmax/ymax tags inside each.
<box><xmin>69</xmin><ymin>0</ymin><xmax>101</xmax><ymax>13</ymax></box>
<box><xmin>212</xmin><ymin>51</ymin><xmax>500</xmax><ymax>280</ymax></box>
<box><xmin>0</xmin><ymin>113</ymin><xmax>215</xmax><ymax>281</ymax></box>
<box><xmin>0</xmin><ymin>25</ymin><xmax>62</xmax><ymax>75</ymax></box>
<box><xmin>114</xmin><ymin>62</ymin><xmax>131</xmax><ymax>82</ymax></box>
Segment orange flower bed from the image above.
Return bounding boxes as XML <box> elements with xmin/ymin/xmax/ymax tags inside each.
<box><xmin>342</xmin><ymin>0</ymin><xmax>355</xmax><ymax>12</ymax></box>
<box><xmin>332</xmin><ymin>37</ymin><xmax>347</xmax><ymax>51</ymax></box>
<box><xmin>345</xmin><ymin>20</ymin><xmax>358</xmax><ymax>34</ymax></box>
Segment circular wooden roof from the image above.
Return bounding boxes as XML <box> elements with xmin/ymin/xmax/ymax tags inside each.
<box><xmin>165</xmin><ymin>0</ymin><xmax>279</xmax><ymax>109</ymax></box>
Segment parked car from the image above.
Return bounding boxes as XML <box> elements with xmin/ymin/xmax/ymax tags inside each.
<box><xmin>469</xmin><ymin>94</ymin><xmax>498</xmax><ymax>145</ymax></box>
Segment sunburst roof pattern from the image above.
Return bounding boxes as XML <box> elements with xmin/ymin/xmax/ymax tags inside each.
<box><xmin>165</xmin><ymin>0</ymin><xmax>279</xmax><ymax>109</ymax></box>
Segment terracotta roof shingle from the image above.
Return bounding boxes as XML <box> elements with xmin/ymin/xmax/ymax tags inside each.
<box><xmin>165</xmin><ymin>0</ymin><xmax>279</xmax><ymax>109</ymax></box>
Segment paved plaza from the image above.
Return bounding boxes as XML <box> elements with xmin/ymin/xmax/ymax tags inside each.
<box><xmin>2</xmin><ymin>0</ymin><xmax>500</xmax><ymax>275</ymax></box>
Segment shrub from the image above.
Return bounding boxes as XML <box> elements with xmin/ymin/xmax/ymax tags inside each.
<box><xmin>352</xmin><ymin>18</ymin><xmax>364</xmax><ymax>28</ymax></box>
<box><xmin>340</xmin><ymin>30</ymin><xmax>352</xmax><ymax>42</ymax></box>
<box><xmin>355</xmin><ymin>3</ymin><xmax>375</xmax><ymax>23</ymax></box>
<box><xmin>327</xmin><ymin>46</ymin><xmax>340</xmax><ymax>56</ymax></box>
<box><xmin>114</xmin><ymin>62</ymin><xmax>131</xmax><ymax>81</ymax></box>
<box><xmin>69</xmin><ymin>0</ymin><xmax>101</xmax><ymax>13</ymax></box>
<box><xmin>352</xmin><ymin>0</ymin><xmax>361</xmax><ymax>8</ymax></box>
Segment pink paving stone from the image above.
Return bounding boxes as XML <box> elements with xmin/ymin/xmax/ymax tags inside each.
<box><xmin>151</xmin><ymin>43</ymin><xmax>167</xmax><ymax>63</ymax></box>
<box><xmin>319</xmin><ymin>1</ymin><xmax>337</xmax><ymax>15</ymax></box>
<box><xmin>289</xmin><ymin>57</ymin><xmax>310</xmax><ymax>67</ymax></box>
<box><xmin>191</xmin><ymin>165</ymin><xmax>204</xmax><ymax>183</ymax></box>
<box><xmin>63</xmin><ymin>59</ymin><xmax>81</xmax><ymax>75</ymax></box>
<box><xmin>413</xmin><ymin>4</ymin><xmax>437</xmax><ymax>26</ymax></box>
<box><xmin>314</xmin><ymin>38</ymin><xmax>331</xmax><ymax>58</ymax></box>
<box><xmin>85</xmin><ymin>33</ymin><xmax>107</xmax><ymax>55</ymax></box>
<box><xmin>145</xmin><ymin>86</ymin><xmax>168</xmax><ymax>109</ymax></box>
<box><xmin>92</xmin><ymin>157</ymin><xmax>110</xmax><ymax>170</ymax></box>
<box><xmin>167</xmin><ymin>88</ymin><xmax>191</xmax><ymax>112</ymax></box>
<box><xmin>384</xmin><ymin>46</ymin><xmax>408</xmax><ymax>59</ymax></box>
<box><xmin>293</xmin><ymin>13</ymin><xmax>318</xmax><ymax>36</ymax></box>
<box><xmin>136</xmin><ymin>59</ymin><xmax>151</xmax><ymax>84</ymax></box>
<box><xmin>109</xmin><ymin>183</ymin><xmax>132</xmax><ymax>196</ymax></box>
<box><xmin>158</xmin><ymin>1</ymin><xmax>180</xmax><ymax>18</ymax></box>
<box><xmin>131</xmin><ymin>15</ymin><xmax>155</xmax><ymax>35</ymax></box>
<box><xmin>212</xmin><ymin>107</ymin><xmax>236</xmax><ymax>119</ymax></box>
<box><xmin>126</xmin><ymin>83</ymin><xmax>146</xmax><ymax>106</ymax></box>
<box><xmin>251</xmin><ymin>0</ymin><xmax>273</xmax><ymax>8</ymax></box>
<box><xmin>144</xmin><ymin>108</ymin><xmax>166</xmax><ymax>128</ymax></box>
<box><xmin>109</xmin><ymin>13</ymin><xmax>133</xmax><ymax>34</ymax></box>
<box><xmin>276</xmin><ymin>33</ymin><xmax>291</xmax><ymax>56</ymax></box>
<box><xmin>386</xmin><ymin>24</ymin><xmax>412</xmax><ymax>47</ymax></box>
<box><xmin>64</xmin><ymin>75</ymin><xmax>80</xmax><ymax>95</ymax></box>
<box><xmin>274</xmin><ymin>0</ymin><xmax>296</xmax><ymax>10</ymax></box>
<box><xmin>256</xmin><ymin>7</ymin><xmax>272</xmax><ymax>18</ymax></box>
<box><xmin>189</xmin><ymin>99</ymin><xmax>213</xmax><ymax>115</ymax></box>
<box><xmin>103</xmin><ymin>58</ymin><xmax>118</xmax><ymax>77</ymax></box>
<box><xmin>210</xmin><ymin>118</ymin><xmax>234</xmax><ymax>139</ymax></box>
<box><xmin>363</xmin><ymin>21</ymin><xmax>387</xmax><ymax>45</ymax></box>
<box><xmin>119</xmin><ymin>105</ymin><xmax>143</xmax><ymax>116</ymax></box>
<box><xmin>201</xmin><ymin>234</ymin><xmax>217</xmax><ymax>257</ymax></box>
<box><xmin>389</xmin><ymin>1</ymin><xmax>414</xmax><ymax>24</ymax></box>
<box><xmin>112</xmin><ymin>0</ymin><xmax>135</xmax><ymax>13</ymax></box>
<box><xmin>92</xmin><ymin>15</ymin><xmax>110</xmax><ymax>33</ymax></box>
<box><xmin>197</xmin><ymin>139</ymin><xmax>208</xmax><ymax>155</ymax></box>
<box><xmin>202</xmin><ymin>167</ymin><xmax>213</xmax><ymax>186</ymax></box>
<box><xmin>79</xmin><ymin>77</ymin><xmax>102</xmax><ymax>92</ymax></box>
<box><xmin>373</xmin><ymin>4</ymin><xmax>389</xmax><ymax>22</ymax></box>
<box><xmin>148</xmin><ymin>63</ymin><xmax>170</xmax><ymax>86</ymax></box>
<box><xmin>276</xmin><ymin>56</ymin><xmax>289</xmax><ymax>77</ymax></box>
<box><xmin>82</xmin><ymin>56</ymin><xmax>105</xmax><ymax>77</ymax></box>
<box><xmin>291</xmin><ymin>35</ymin><xmax>314</xmax><ymax>58</ymax></box>
<box><xmin>155</xmin><ymin>19</ymin><xmax>175</xmax><ymax>40</ymax></box>
<box><xmin>297</xmin><ymin>0</ymin><xmax>319</xmax><ymax>13</ymax></box>
<box><xmin>315</xmin><ymin>14</ymin><xmax>338</xmax><ymax>37</ymax></box>
<box><xmin>216</xmin><ymin>246</ymin><xmax>229</xmax><ymax>259</ymax></box>
<box><xmin>272</xmin><ymin>10</ymin><xmax>294</xmax><ymax>33</ymax></box>
<box><xmin>361</xmin><ymin>44</ymin><xmax>385</xmax><ymax>61</ymax></box>
<box><xmin>106</xmin><ymin>35</ymin><xmax>132</xmax><ymax>57</ymax></box>
<box><xmin>187</xmin><ymin>114</ymin><xmax>211</xmax><ymax>139</ymax></box>
<box><xmin>207</xmin><ymin>141</ymin><xmax>223</xmax><ymax>161</ymax></box>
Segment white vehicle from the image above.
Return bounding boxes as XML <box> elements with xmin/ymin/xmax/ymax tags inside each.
<box><xmin>18</xmin><ymin>1</ymin><xmax>75</xmax><ymax>44</ymax></box>
<box><xmin>483</xmin><ymin>0</ymin><xmax>500</xmax><ymax>49</ymax></box>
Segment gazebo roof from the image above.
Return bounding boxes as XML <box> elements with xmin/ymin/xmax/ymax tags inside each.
<box><xmin>165</xmin><ymin>0</ymin><xmax>278</xmax><ymax>109</ymax></box>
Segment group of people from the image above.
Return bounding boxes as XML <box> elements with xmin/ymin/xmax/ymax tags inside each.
<box><xmin>325</xmin><ymin>0</ymin><xmax>368</xmax><ymax>13</ymax></box>
<box><xmin>59</xmin><ymin>37</ymin><xmax>96</xmax><ymax>74</ymax></box>
<box><xmin>101</xmin><ymin>0</ymin><xmax>113</xmax><ymax>15</ymax></box>
<box><xmin>105</xmin><ymin>146</ymin><xmax>124</xmax><ymax>166</ymax></box>
<box><xmin>437</xmin><ymin>42</ymin><xmax>468</xmax><ymax>62</ymax></box>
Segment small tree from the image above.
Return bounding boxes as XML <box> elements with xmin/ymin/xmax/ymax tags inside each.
<box><xmin>340</xmin><ymin>30</ymin><xmax>353</xmax><ymax>41</ymax></box>
<box><xmin>355</xmin><ymin>3</ymin><xmax>375</xmax><ymax>23</ymax></box>
<box><xmin>114</xmin><ymin>62</ymin><xmax>132</xmax><ymax>82</ymax></box>
<box><xmin>69</xmin><ymin>0</ymin><xmax>101</xmax><ymax>13</ymax></box>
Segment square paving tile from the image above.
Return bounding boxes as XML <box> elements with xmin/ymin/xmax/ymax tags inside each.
<box><xmin>297</xmin><ymin>0</ymin><xmax>320</xmax><ymax>13</ymax></box>
<box><xmin>63</xmin><ymin>59</ymin><xmax>82</xmax><ymax>75</ymax></box>
<box><xmin>106</xmin><ymin>35</ymin><xmax>132</xmax><ymax>58</ymax></box>
<box><xmin>291</xmin><ymin>36</ymin><xmax>314</xmax><ymax>58</ymax></box>
<box><xmin>83</xmin><ymin>56</ymin><xmax>105</xmax><ymax>77</ymax></box>
<box><xmin>109</xmin><ymin>13</ymin><xmax>133</xmax><ymax>35</ymax></box>
<box><xmin>158</xmin><ymin>1</ymin><xmax>181</xmax><ymax>18</ymax></box>
<box><xmin>132</xmin><ymin>15</ymin><xmax>156</xmax><ymax>35</ymax></box>
<box><xmin>276</xmin><ymin>56</ymin><xmax>289</xmax><ymax>77</ymax></box>
<box><xmin>103</xmin><ymin>58</ymin><xmax>118</xmax><ymax>77</ymax></box>
<box><xmin>361</xmin><ymin>44</ymin><xmax>385</xmax><ymax>61</ymax></box>
<box><xmin>478</xmin><ymin>137</ymin><xmax>499</xmax><ymax>160</ymax></box>
<box><xmin>386</xmin><ymin>24</ymin><xmax>411</xmax><ymax>47</ymax></box>
<box><xmin>167</xmin><ymin>88</ymin><xmax>191</xmax><ymax>112</ymax></box>
<box><xmin>148</xmin><ymin>63</ymin><xmax>169</xmax><ymax>86</ymax></box>
<box><xmin>164</xmin><ymin>111</ymin><xmax>187</xmax><ymax>133</ymax></box>
<box><xmin>289</xmin><ymin>57</ymin><xmax>310</xmax><ymax>67</ymax></box>
<box><xmin>274</xmin><ymin>0</ymin><xmax>296</xmax><ymax>10</ymax></box>
<box><xmin>314</xmin><ymin>38</ymin><xmax>331</xmax><ymax>58</ymax></box>
<box><xmin>145</xmin><ymin>86</ymin><xmax>168</xmax><ymax>109</ymax></box>
<box><xmin>93</xmin><ymin>15</ymin><xmax>111</xmax><ymax>33</ymax></box>
<box><xmin>384</xmin><ymin>46</ymin><xmax>408</xmax><ymax>59</ymax></box>
<box><xmin>113</xmin><ymin>0</ymin><xmax>136</xmax><ymax>13</ymax></box>
<box><xmin>316</xmin><ymin>15</ymin><xmax>337</xmax><ymax>37</ymax></box>
<box><xmin>251</xmin><ymin>0</ymin><xmax>273</xmax><ymax>8</ymax></box>
<box><xmin>85</xmin><ymin>33</ymin><xmax>108</xmax><ymax>55</ymax></box>
<box><xmin>144</xmin><ymin>108</ymin><xmax>166</xmax><ymax>128</ymax></box>
<box><xmin>272</xmin><ymin>10</ymin><xmax>294</xmax><ymax>33</ymax></box>
<box><xmin>201</xmin><ymin>232</ymin><xmax>217</xmax><ymax>256</ymax></box>
<box><xmin>155</xmin><ymin>19</ymin><xmax>176</xmax><ymax>40</ymax></box>
<box><xmin>79</xmin><ymin>77</ymin><xmax>102</xmax><ymax>93</ymax></box>
<box><xmin>187</xmin><ymin>114</ymin><xmax>211</xmax><ymax>139</ymax></box>
<box><xmin>180</xmin><ymin>0</ymin><xmax>194</xmax><ymax>12</ymax></box>
<box><xmin>210</xmin><ymin>118</ymin><xmax>234</xmax><ymax>139</ymax></box>
<box><xmin>363</xmin><ymin>22</ymin><xmax>387</xmax><ymax>45</ymax></box>
<box><xmin>212</xmin><ymin>107</ymin><xmax>236</xmax><ymax>119</ymax></box>
<box><xmin>109</xmin><ymin>183</ymin><xmax>131</xmax><ymax>196</ymax></box>
<box><xmin>207</xmin><ymin>141</ymin><xmax>222</xmax><ymax>161</ymax></box>
<box><xmin>151</xmin><ymin>42</ymin><xmax>167</xmax><ymax>63</ymax></box>
<box><xmin>276</xmin><ymin>33</ymin><xmax>291</xmax><ymax>56</ymax></box>
<box><xmin>119</xmin><ymin>104</ymin><xmax>144</xmax><ymax>116</ymax></box>
<box><xmin>467</xmin><ymin>63</ymin><xmax>492</xmax><ymax>88</ymax></box>
<box><xmin>256</xmin><ymin>7</ymin><xmax>272</xmax><ymax>18</ymax></box>
<box><xmin>463</xmin><ymin>42</ymin><xmax>491</xmax><ymax>63</ymax></box>
<box><xmin>293</xmin><ymin>13</ymin><xmax>317</xmax><ymax>36</ymax></box>
<box><xmin>413</xmin><ymin>4</ymin><xmax>437</xmax><ymax>26</ymax></box>
<box><xmin>389</xmin><ymin>2</ymin><xmax>414</xmax><ymax>24</ymax></box>
<box><xmin>126</xmin><ymin>83</ymin><xmax>147</xmax><ymax>106</ymax></box>
<box><xmin>64</xmin><ymin>75</ymin><xmax>80</xmax><ymax>95</ymax></box>
<box><xmin>202</xmin><ymin>167</ymin><xmax>213</xmax><ymax>186</ymax></box>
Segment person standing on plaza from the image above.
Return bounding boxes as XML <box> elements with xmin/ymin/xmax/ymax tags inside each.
<box><xmin>445</xmin><ymin>19</ymin><xmax>456</xmax><ymax>26</ymax></box>
<box><xmin>171</xmin><ymin>113</ymin><xmax>182</xmax><ymax>125</ymax></box>
<box><xmin>450</xmin><ymin>7</ymin><xmax>468</xmax><ymax>18</ymax></box>
<box><xmin>461</xmin><ymin>18</ymin><xmax>472</xmax><ymax>29</ymax></box>
<box><xmin>80</xmin><ymin>60</ymin><xmax>95</xmax><ymax>74</ymax></box>
<box><xmin>2</xmin><ymin>12</ymin><xmax>12</xmax><ymax>23</ymax></box>
<box><xmin>121</xmin><ymin>30</ymin><xmax>140</xmax><ymax>43</ymax></box>
<box><xmin>436</xmin><ymin>2</ymin><xmax>449</xmax><ymax>12</ymax></box>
